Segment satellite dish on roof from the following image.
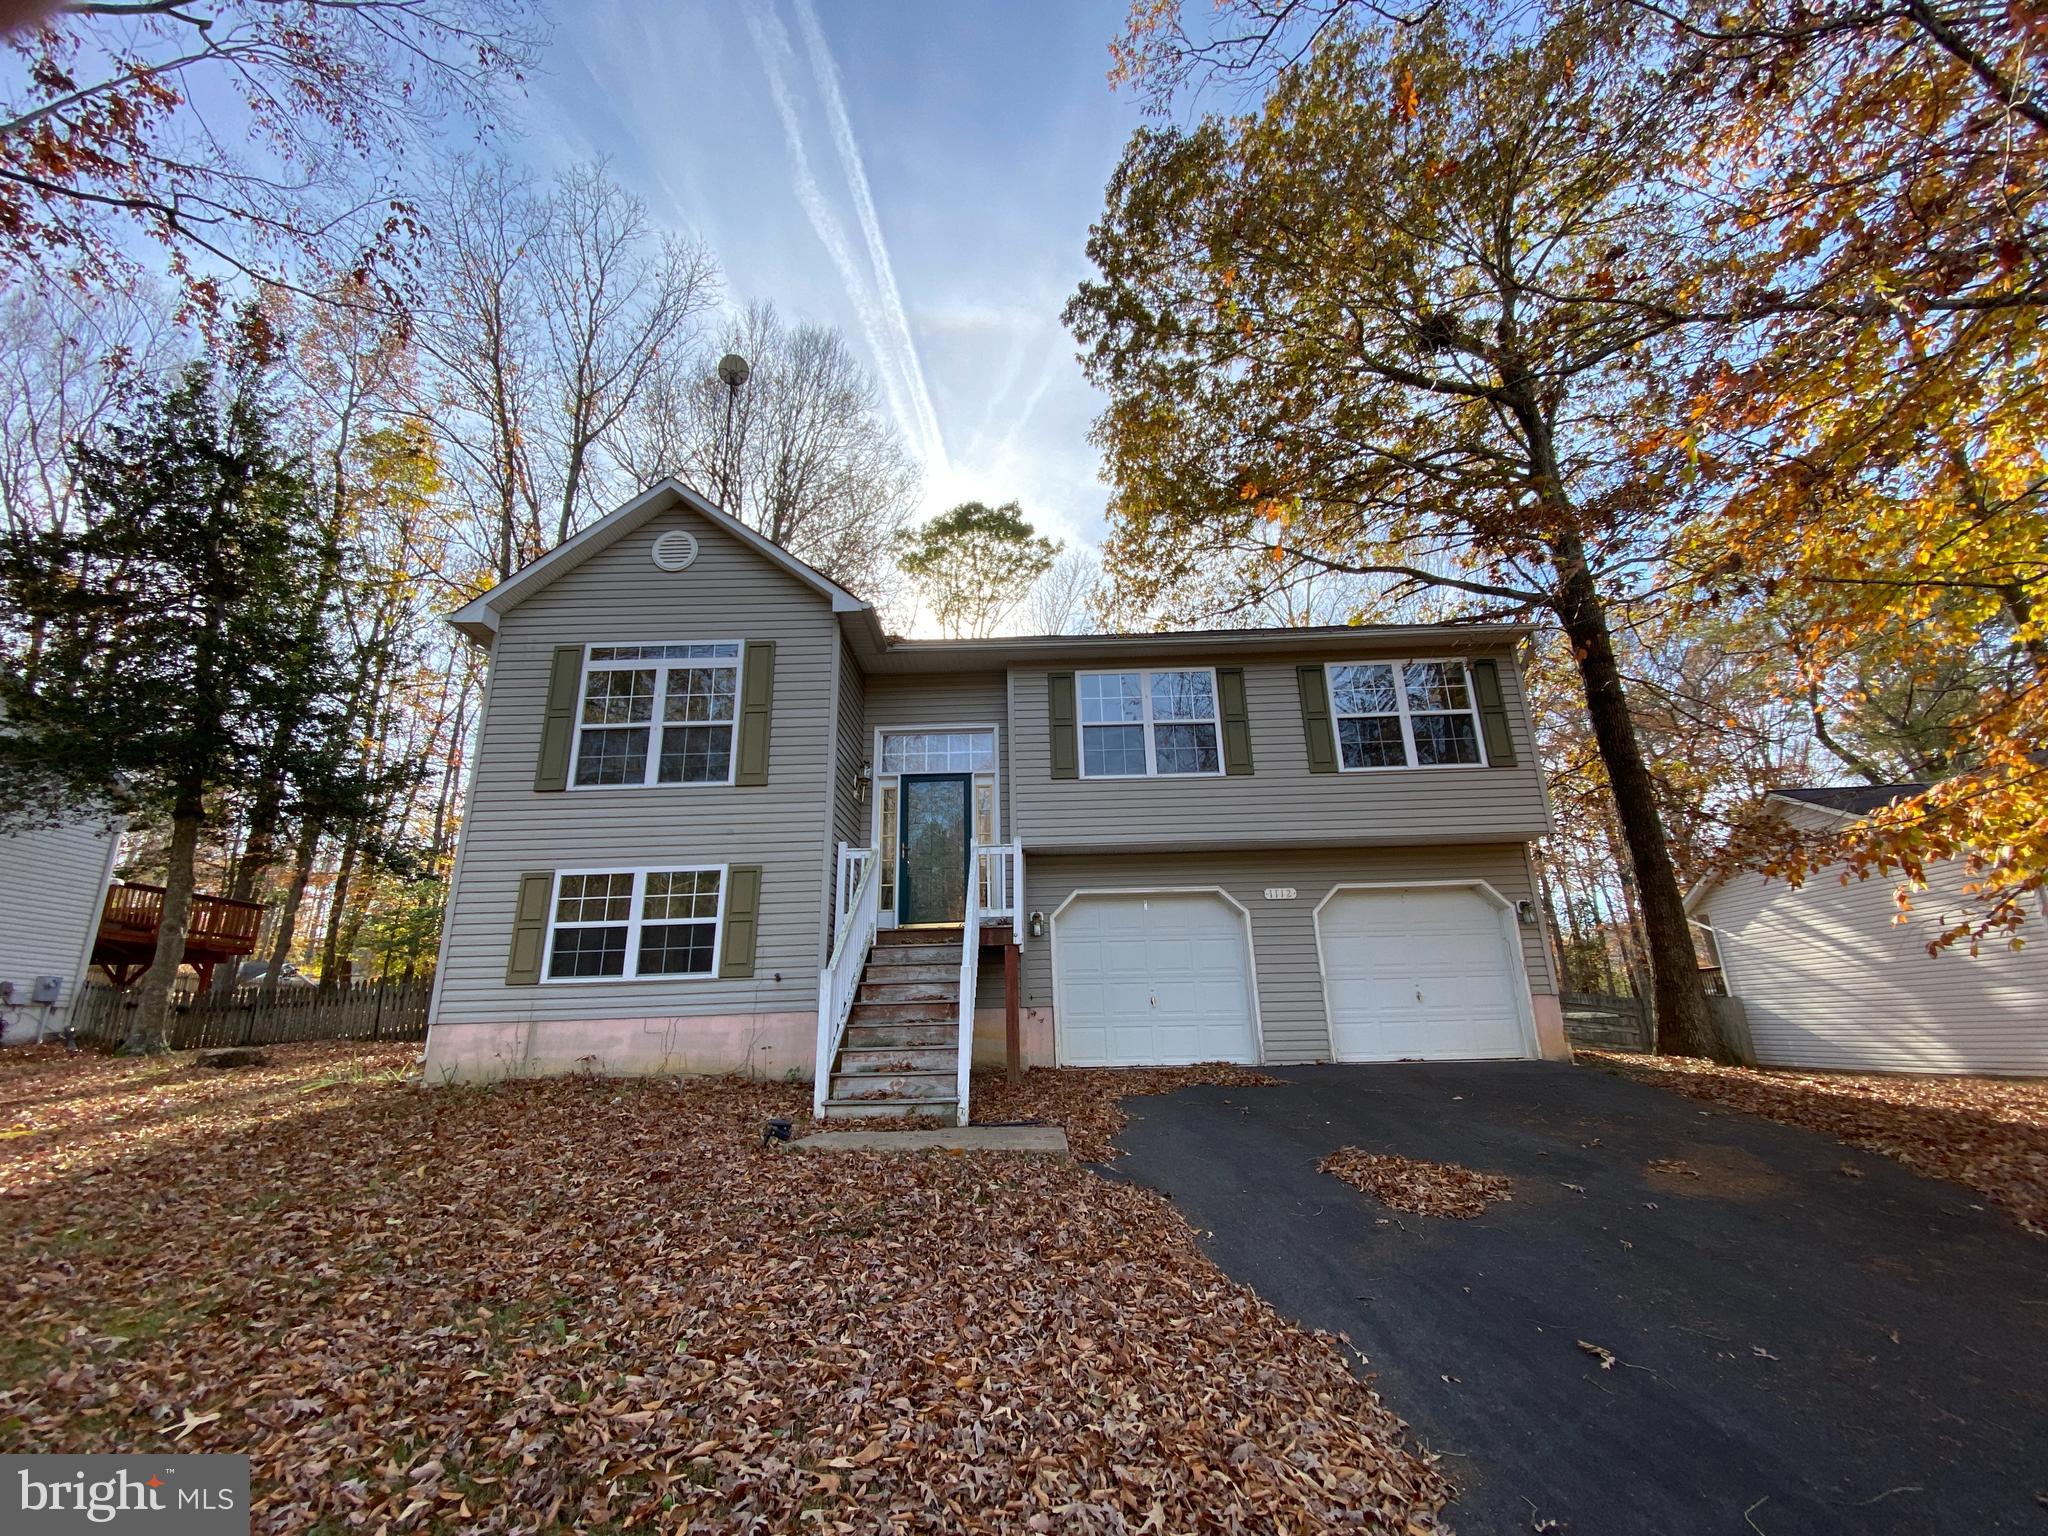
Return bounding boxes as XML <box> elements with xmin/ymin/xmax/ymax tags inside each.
<box><xmin>717</xmin><ymin>353</ymin><xmax>751</xmax><ymax>389</ymax></box>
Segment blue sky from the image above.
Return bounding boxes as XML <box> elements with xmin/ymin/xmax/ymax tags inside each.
<box><xmin>505</xmin><ymin>0</ymin><xmax>1148</xmax><ymax>552</ymax></box>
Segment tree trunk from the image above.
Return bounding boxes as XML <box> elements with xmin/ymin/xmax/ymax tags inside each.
<box><xmin>320</xmin><ymin>832</ymin><xmax>360</xmax><ymax>986</ymax></box>
<box><xmin>1550</xmin><ymin>540</ymin><xmax>1731</xmax><ymax>1061</ymax></box>
<box><xmin>261</xmin><ymin>818</ymin><xmax>323</xmax><ymax>998</ymax></box>
<box><xmin>126</xmin><ymin>806</ymin><xmax>203</xmax><ymax>1053</ymax></box>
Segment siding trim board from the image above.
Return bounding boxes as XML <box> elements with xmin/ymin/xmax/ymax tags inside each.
<box><xmin>1048</xmin><ymin>886</ymin><xmax>1267</xmax><ymax>1067</ymax></box>
<box><xmin>1309</xmin><ymin>880</ymin><xmax>1540</xmax><ymax>1062</ymax></box>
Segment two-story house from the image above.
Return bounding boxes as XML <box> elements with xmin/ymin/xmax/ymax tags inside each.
<box><xmin>424</xmin><ymin>480</ymin><xmax>1570</xmax><ymax>1119</ymax></box>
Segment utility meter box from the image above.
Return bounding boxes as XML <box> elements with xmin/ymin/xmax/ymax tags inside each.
<box><xmin>31</xmin><ymin>975</ymin><xmax>64</xmax><ymax>1005</ymax></box>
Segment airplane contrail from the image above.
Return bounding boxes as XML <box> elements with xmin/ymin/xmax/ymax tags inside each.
<box><xmin>743</xmin><ymin>1</ymin><xmax>922</xmax><ymax>447</ymax></box>
<box><xmin>792</xmin><ymin>0</ymin><xmax>949</xmax><ymax>478</ymax></box>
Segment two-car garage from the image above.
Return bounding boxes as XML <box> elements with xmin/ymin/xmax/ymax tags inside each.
<box><xmin>1049</xmin><ymin>880</ymin><xmax>1539</xmax><ymax>1068</ymax></box>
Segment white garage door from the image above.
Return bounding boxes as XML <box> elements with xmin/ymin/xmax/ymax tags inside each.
<box><xmin>1319</xmin><ymin>887</ymin><xmax>1532</xmax><ymax>1061</ymax></box>
<box><xmin>1054</xmin><ymin>893</ymin><xmax>1259</xmax><ymax>1067</ymax></box>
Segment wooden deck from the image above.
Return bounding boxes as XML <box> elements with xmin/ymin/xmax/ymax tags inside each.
<box><xmin>93</xmin><ymin>882</ymin><xmax>264</xmax><ymax>990</ymax></box>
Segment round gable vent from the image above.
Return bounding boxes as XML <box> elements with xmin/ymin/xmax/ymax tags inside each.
<box><xmin>651</xmin><ymin>529</ymin><xmax>699</xmax><ymax>572</ymax></box>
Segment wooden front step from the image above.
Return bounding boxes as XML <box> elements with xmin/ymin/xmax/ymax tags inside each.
<box><xmin>821</xmin><ymin>1097</ymin><xmax>958</xmax><ymax>1121</ymax></box>
<box><xmin>835</xmin><ymin>1044</ymin><xmax>956</xmax><ymax>1074</ymax></box>
<box><xmin>858</xmin><ymin>980</ymin><xmax>957</xmax><ymax>1005</ymax></box>
<box><xmin>847</xmin><ymin>1000</ymin><xmax>957</xmax><ymax>1028</ymax></box>
<box><xmin>844</xmin><ymin>1020</ymin><xmax>956</xmax><ymax>1048</ymax></box>
<box><xmin>862</xmin><ymin>959</ymin><xmax>958</xmax><ymax>983</ymax></box>
<box><xmin>875</xmin><ymin>925</ymin><xmax>963</xmax><ymax>945</ymax></box>
<box><xmin>864</xmin><ymin>942</ymin><xmax>961</xmax><ymax>967</ymax></box>
<box><xmin>828</xmin><ymin>1068</ymin><xmax>956</xmax><ymax>1102</ymax></box>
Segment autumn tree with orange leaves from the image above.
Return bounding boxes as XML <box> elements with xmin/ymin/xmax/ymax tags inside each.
<box><xmin>1658</xmin><ymin>0</ymin><xmax>2048</xmax><ymax>951</ymax></box>
<box><xmin>1069</xmin><ymin>1</ymin><xmax>1741</xmax><ymax>1057</ymax></box>
<box><xmin>0</xmin><ymin>0</ymin><xmax>544</xmax><ymax>311</ymax></box>
<box><xmin>1097</xmin><ymin>0</ymin><xmax>2046</xmax><ymax>988</ymax></box>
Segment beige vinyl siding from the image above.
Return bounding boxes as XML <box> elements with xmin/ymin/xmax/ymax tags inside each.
<box><xmin>832</xmin><ymin>638</ymin><xmax>866</xmax><ymax>849</ymax></box>
<box><xmin>861</xmin><ymin>670</ymin><xmax>1011</xmax><ymax>840</ymax></box>
<box><xmin>0</xmin><ymin>812</ymin><xmax>121</xmax><ymax>1040</ymax></box>
<box><xmin>433</xmin><ymin>505</ymin><xmax>836</xmax><ymax>1028</ymax></box>
<box><xmin>1007</xmin><ymin>648</ymin><xmax>1550</xmax><ymax>852</ymax></box>
<box><xmin>1021</xmin><ymin>844</ymin><xmax>1554</xmax><ymax>1064</ymax></box>
<box><xmin>1698</xmin><ymin>856</ymin><xmax>2048</xmax><ymax>1075</ymax></box>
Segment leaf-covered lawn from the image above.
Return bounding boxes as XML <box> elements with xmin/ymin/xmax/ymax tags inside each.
<box><xmin>0</xmin><ymin>1044</ymin><xmax>1445</xmax><ymax>1533</ymax></box>
<box><xmin>1583</xmin><ymin>1051</ymin><xmax>2048</xmax><ymax>1235</ymax></box>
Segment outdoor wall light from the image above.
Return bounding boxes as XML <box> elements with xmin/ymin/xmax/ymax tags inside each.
<box><xmin>1028</xmin><ymin>910</ymin><xmax>1045</xmax><ymax>940</ymax></box>
<box><xmin>855</xmin><ymin>760</ymin><xmax>873</xmax><ymax>804</ymax></box>
<box><xmin>1516</xmin><ymin>899</ymin><xmax>1538</xmax><ymax>926</ymax></box>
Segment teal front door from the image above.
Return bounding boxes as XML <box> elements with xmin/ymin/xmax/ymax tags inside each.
<box><xmin>897</xmin><ymin>773</ymin><xmax>971</xmax><ymax>925</ymax></box>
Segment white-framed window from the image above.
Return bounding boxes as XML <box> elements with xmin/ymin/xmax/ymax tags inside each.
<box><xmin>1328</xmin><ymin>659</ymin><xmax>1487</xmax><ymax>770</ymax></box>
<box><xmin>1078</xmin><ymin>668</ymin><xmax>1222</xmax><ymax>778</ymax></box>
<box><xmin>571</xmin><ymin>642</ymin><xmax>742</xmax><ymax>789</ymax></box>
<box><xmin>545</xmin><ymin>866</ymin><xmax>726</xmax><ymax>981</ymax></box>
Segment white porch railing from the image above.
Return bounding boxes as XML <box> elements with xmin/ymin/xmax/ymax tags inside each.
<box><xmin>815</xmin><ymin>847</ymin><xmax>880</xmax><ymax>1118</ymax></box>
<box><xmin>976</xmin><ymin>842</ymin><xmax>1024</xmax><ymax>931</ymax></box>
<box><xmin>955</xmin><ymin>847</ymin><xmax>983</xmax><ymax>1126</ymax></box>
<box><xmin>835</xmin><ymin>842</ymin><xmax>875</xmax><ymax>935</ymax></box>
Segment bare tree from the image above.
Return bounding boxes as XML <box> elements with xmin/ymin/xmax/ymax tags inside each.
<box><xmin>618</xmin><ymin>302</ymin><xmax>920</xmax><ymax>598</ymax></box>
<box><xmin>416</xmin><ymin>159</ymin><xmax>716</xmax><ymax>581</ymax></box>
<box><xmin>0</xmin><ymin>284</ymin><xmax>183</xmax><ymax>538</ymax></box>
<box><xmin>1026</xmin><ymin>546</ymin><xmax>1102</xmax><ymax>635</ymax></box>
<box><xmin>415</xmin><ymin>158</ymin><xmax>546</xmax><ymax>583</ymax></box>
<box><xmin>532</xmin><ymin>163</ymin><xmax>718</xmax><ymax>543</ymax></box>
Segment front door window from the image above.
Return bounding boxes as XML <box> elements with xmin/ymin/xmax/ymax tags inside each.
<box><xmin>898</xmin><ymin>774</ymin><xmax>970</xmax><ymax>925</ymax></box>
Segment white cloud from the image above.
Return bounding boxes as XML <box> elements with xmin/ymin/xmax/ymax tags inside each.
<box><xmin>792</xmin><ymin>0</ymin><xmax>949</xmax><ymax>478</ymax></box>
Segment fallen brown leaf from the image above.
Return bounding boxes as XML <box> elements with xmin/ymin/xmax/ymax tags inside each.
<box><xmin>1584</xmin><ymin>1051</ymin><xmax>2048</xmax><ymax>1236</ymax></box>
<box><xmin>0</xmin><ymin>1043</ymin><xmax>1446</xmax><ymax>1533</ymax></box>
<box><xmin>1320</xmin><ymin>1148</ymin><xmax>1514</xmax><ymax>1219</ymax></box>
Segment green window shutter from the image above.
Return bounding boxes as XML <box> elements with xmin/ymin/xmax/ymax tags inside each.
<box><xmin>1470</xmin><ymin>657</ymin><xmax>1518</xmax><ymax>766</ymax></box>
<box><xmin>535</xmin><ymin>646</ymin><xmax>583</xmax><ymax>792</ymax></box>
<box><xmin>1217</xmin><ymin>666</ymin><xmax>1254</xmax><ymax>776</ymax></box>
<box><xmin>1048</xmin><ymin>672</ymin><xmax>1078</xmax><ymax>780</ymax></box>
<box><xmin>734</xmin><ymin>642</ymin><xmax>776</xmax><ymax>786</ymax></box>
<box><xmin>1296</xmin><ymin>664</ymin><xmax>1338</xmax><ymax>774</ymax></box>
<box><xmin>720</xmin><ymin>865</ymin><xmax>762</xmax><ymax>979</ymax></box>
<box><xmin>505</xmin><ymin>871</ymin><xmax>554</xmax><ymax>985</ymax></box>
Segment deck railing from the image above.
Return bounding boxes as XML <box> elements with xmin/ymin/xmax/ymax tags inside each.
<box><xmin>955</xmin><ymin>847</ymin><xmax>983</xmax><ymax>1126</ymax></box>
<box><xmin>834</xmin><ymin>843</ymin><xmax>876</xmax><ymax>938</ymax></box>
<box><xmin>814</xmin><ymin>848</ymin><xmax>880</xmax><ymax>1118</ymax></box>
<box><xmin>99</xmin><ymin>883</ymin><xmax>264</xmax><ymax>951</ymax></box>
<box><xmin>975</xmin><ymin>842</ymin><xmax>1024</xmax><ymax>929</ymax></box>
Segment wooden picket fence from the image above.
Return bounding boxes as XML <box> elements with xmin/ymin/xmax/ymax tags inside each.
<box><xmin>69</xmin><ymin>979</ymin><xmax>431</xmax><ymax>1051</ymax></box>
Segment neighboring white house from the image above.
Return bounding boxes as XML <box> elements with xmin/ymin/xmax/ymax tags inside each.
<box><xmin>0</xmin><ymin>812</ymin><xmax>123</xmax><ymax>1044</ymax></box>
<box><xmin>1689</xmin><ymin>785</ymin><xmax>2048</xmax><ymax>1076</ymax></box>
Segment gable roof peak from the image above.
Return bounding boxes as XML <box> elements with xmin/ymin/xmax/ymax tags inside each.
<box><xmin>445</xmin><ymin>478</ymin><xmax>867</xmax><ymax>642</ymax></box>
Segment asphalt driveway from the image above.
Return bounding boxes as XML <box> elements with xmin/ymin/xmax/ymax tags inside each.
<box><xmin>1108</xmin><ymin>1062</ymin><xmax>2048</xmax><ymax>1535</ymax></box>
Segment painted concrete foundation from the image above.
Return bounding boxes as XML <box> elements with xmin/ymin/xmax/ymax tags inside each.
<box><xmin>421</xmin><ymin>1011</ymin><xmax>817</xmax><ymax>1084</ymax></box>
<box><xmin>1532</xmin><ymin>994</ymin><xmax>1571</xmax><ymax>1062</ymax></box>
<box><xmin>969</xmin><ymin>1005</ymin><xmax>1055</xmax><ymax>1070</ymax></box>
<box><xmin>423</xmin><ymin>994</ymin><xmax>1558</xmax><ymax>1083</ymax></box>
